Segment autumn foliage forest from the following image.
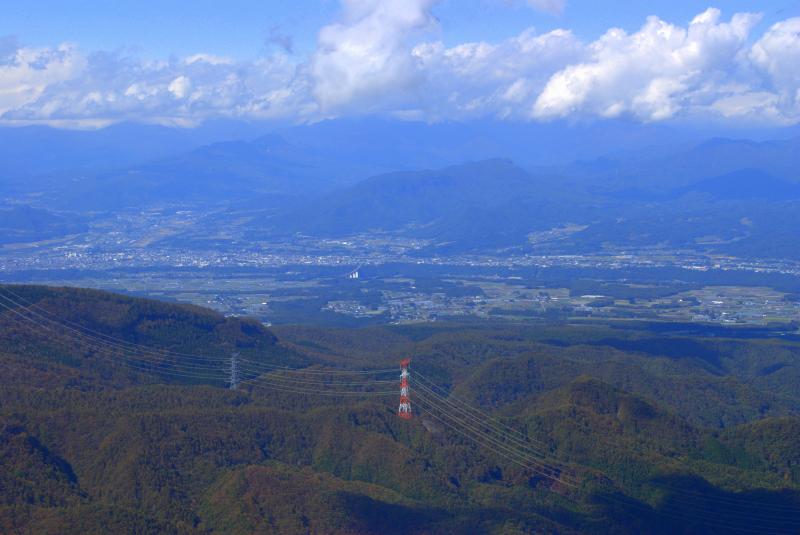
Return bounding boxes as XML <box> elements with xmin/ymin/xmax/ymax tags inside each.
<box><xmin>1</xmin><ymin>285</ymin><xmax>799</xmax><ymax>534</ymax></box>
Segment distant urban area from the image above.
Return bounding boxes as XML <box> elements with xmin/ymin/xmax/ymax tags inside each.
<box><xmin>2</xmin><ymin>207</ymin><xmax>798</xmax><ymax>329</ymax></box>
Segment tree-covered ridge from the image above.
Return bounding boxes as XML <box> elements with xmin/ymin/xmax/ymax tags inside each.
<box><xmin>1</xmin><ymin>285</ymin><xmax>799</xmax><ymax>533</ymax></box>
<box><xmin>0</xmin><ymin>285</ymin><xmax>307</xmax><ymax>388</ymax></box>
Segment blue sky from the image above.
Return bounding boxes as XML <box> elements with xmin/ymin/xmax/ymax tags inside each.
<box><xmin>2</xmin><ymin>1</ymin><xmax>800</xmax><ymax>128</ymax></box>
<box><xmin>2</xmin><ymin>1</ymin><xmax>339</xmax><ymax>59</ymax></box>
<box><xmin>4</xmin><ymin>1</ymin><xmax>798</xmax><ymax>58</ymax></box>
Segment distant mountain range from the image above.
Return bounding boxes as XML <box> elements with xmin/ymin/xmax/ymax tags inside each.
<box><xmin>260</xmin><ymin>156</ymin><xmax>800</xmax><ymax>257</ymax></box>
<box><xmin>54</xmin><ymin>135</ymin><xmax>379</xmax><ymax>210</ymax></box>
<box><xmin>675</xmin><ymin>169</ymin><xmax>800</xmax><ymax>201</ymax></box>
<box><xmin>2</xmin><ymin>119</ymin><xmax>799</xmax><ymax>259</ymax></box>
<box><xmin>270</xmin><ymin>159</ymin><xmax>591</xmax><ymax>251</ymax></box>
<box><xmin>569</xmin><ymin>136</ymin><xmax>800</xmax><ymax>192</ymax></box>
<box><xmin>0</xmin><ymin>120</ymin><xmax>274</xmax><ymax>177</ymax></box>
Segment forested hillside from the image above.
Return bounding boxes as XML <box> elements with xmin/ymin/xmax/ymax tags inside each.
<box><xmin>1</xmin><ymin>285</ymin><xmax>799</xmax><ymax>534</ymax></box>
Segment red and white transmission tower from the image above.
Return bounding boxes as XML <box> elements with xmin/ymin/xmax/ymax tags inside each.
<box><xmin>398</xmin><ymin>358</ymin><xmax>412</xmax><ymax>420</ymax></box>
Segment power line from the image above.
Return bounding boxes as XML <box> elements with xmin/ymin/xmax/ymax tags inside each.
<box><xmin>413</xmin><ymin>391</ymin><xmax>796</xmax><ymax>533</ymax></box>
<box><xmin>0</xmin><ymin>288</ymin><xmax>396</xmax><ymax>382</ymax></box>
<box><xmin>410</xmin><ymin>376</ymin><xmax>799</xmax><ymax>532</ymax></box>
<box><xmin>415</xmin><ymin>371</ymin><xmax>552</xmax><ymax>451</ymax></box>
<box><xmin>414</xmin><ymin>392</ymin><xmax>577</xmax><ymax>486</ymax></box>
<box><xmin>0</xmin><ymin>286</ymin><xmax>796</xmax><ymax>531</ymax></box>
<box><xmin>0</xmin><ymin>299</ymin><xmax>396</xmax><ymax>397</ymax></box>
<box><xmin>416</xmin><ymin>371</ymin><xmax>800</xmax><ymax>517</ymax></box>
<box><xmin>414</xmin><ymin>396</ymin><xmax>579</xmax><ymax>489</ymax></box>
<box><xmin>0</xmin><ymin>285</ymin><xmax>397</xmax><ymax>375</ymax></box>
<box><xmin>413</xmin><ymin>384</ymin><xmax>573</xmax><ymax>484</ymax></box>
<box><xmin>413</xmin><ymin>377</ymin><xmax>555</xmax><ymax>460</ymax></box>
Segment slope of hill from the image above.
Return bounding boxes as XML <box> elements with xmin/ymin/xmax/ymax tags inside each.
<box><xmin>272</xmin><ymin>159</ymin><xmax>594</xmax><ymax>251</ymax></box>
<box><xmin>0</xmin><ymin>120</ymin><xmax>274</xmax><ymax>178</ymax></box>
<box><xmin>1</xmin><ymin>286</ymin><xmax>799</xmax><ymax>533</ymax></box>
<box><xmin>675</xmin><ymin>169</ymin><xmax>800</xmax><ymax>201</ymax></box>
<box><xmin>0</xmin><ymin>206</ymin><xmax>87</xmax><ymax>245</ymax></box>
<box><xmin>49</xmin><ymin>135</ymin><xmax>391</xmax><ymax>211</ymax></box>
<box><xmin>257</xmin><ymin>154</ymin><xmax>800</xmax><ymax>259</ymax></box>
<box><xmin>570</xmin><ymin>136</ymin><xmax>800</xmax><ymax>192</ymax></box>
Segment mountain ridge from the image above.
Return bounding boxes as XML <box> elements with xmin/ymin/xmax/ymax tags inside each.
<box><xmin>1</xmin><ymin>285</ymin><xmax>799</xmax><ymax>533</ymax></box>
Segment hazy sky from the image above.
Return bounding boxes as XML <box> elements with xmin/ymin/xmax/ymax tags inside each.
<box><xmin>2</xmin><ymin>1</ymin><xmax>800</xmax><ymax>128</ymax></box>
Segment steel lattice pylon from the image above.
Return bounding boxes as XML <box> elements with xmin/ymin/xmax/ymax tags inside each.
<box><xmin>398</xmin><ymin>358</ymin><xmax>412</xmax><ymax>420</ymax></box>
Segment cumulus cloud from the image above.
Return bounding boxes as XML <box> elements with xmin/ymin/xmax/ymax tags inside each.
<box><xmin>412</xmin><ymin>28</ymin><xmax>582</xmax><ymax>119</ymax></box>
<box><xmin>2</xmin><ymin>3</ymin><xmax>800</xmax><ymax>127</ymax></box>
<box><xmin>533</xmin><ymin>9</ymin><xmax>761</xmax><ymax>121</ymax></box>
<box><xmin>310</xmin><ymin>0</ymin><xmax>438</xmax><ymax>113</ymax></box>
<box><xmin>168</xmin><ymin>76</ymin><xmax>192</xmax><ymax>99</ymax></box>
<box><xmin>0</xmin><ymin>43</ymin><xmax>85</xmax><ymax>118</ymax></box>
<box><xmin>1</xmin><ymin>46</ymin><xmax>311</xmax><ymax>127</ymax></box>
<box><xmin>750</xmin><ymin>18</ymin><xmax>800</xmax><ymax>117</ymax></box>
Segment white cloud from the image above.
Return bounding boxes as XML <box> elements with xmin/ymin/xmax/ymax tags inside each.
<box><xmin>310</xmin><ymin>0</ymin><xmax>438</xmax><ymax>113</ymax></box>
<box><xmin>411</xmin><ymin>28</ymin><xmax>582</xmax><ymax>119</ymax></box>
<box><xmin>0</xmin><ymin>43</ymin><xmax>85</xmax><ymax>116</ymax></box>
<box><xmin>3</xmin><ymin>4</ymin><xmax>800</xmax><ymax>127</ymax></box>
<box><xmin>533</xmin><ymin>9</ymin><xmax>762</xmax><ymax>121</ymax></box>
<box><xmin>750</xmin><ymin>18</ymin><xmax>800</xmax><ymax>119</ymax></box>
<box><xmin>2</xmin><ymin>47</ymin><xmax>309</xmax><ymax>126</ymax></box>
<box><xmin>168</xmin><ymin>76</ymin><xmax>192</xmax><ymax>99</ymax></box>
<box><xmin>184</xmin><ymin>53</ymin><xmax>234</xmax><ymax>66</ymax></box>
<box><xmin>711</xmin><ymin>91</ymin><xmax>781</xmax><ymax>120</ymax></box>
